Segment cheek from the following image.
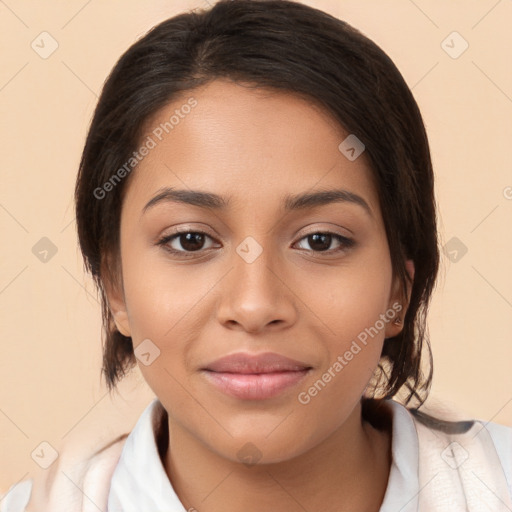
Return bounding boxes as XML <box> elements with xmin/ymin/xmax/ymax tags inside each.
<box><xmin>302</xmin><ymin>247</ymin><xmax>393</xmax><ymax>347</ymax></box>
<box><xmin>120</xmin><ymin>254</ymin><xmax>204</xmax><ymax>407</ymax></box>
<box><xmin>120</xmin><ymin>245</ymin><xmax>219</xmax><ymax>387</ymax></box>
<box><xmin>295</xmin><ymin>274</ymin><xmax>391</xmax><ymax>439</ymax></box>
<box><xmin>295</xmin><ymin>244</ymin><xmax>393</xmax><ymax>402</ymax></box>
<box><xmin>121</xmin><ymin>241</ymin><xmax>203</xmax><ymax>338</ymax></box>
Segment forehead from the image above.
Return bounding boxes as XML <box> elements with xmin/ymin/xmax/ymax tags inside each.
<box><xmin>123</xmin><ymin>78</ymin><xmax>380</xmax><ymax>218</ymax></box>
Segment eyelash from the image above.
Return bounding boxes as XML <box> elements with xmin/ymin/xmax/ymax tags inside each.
<box><xmin>156</xmin><ymin>229</ymin><xmax>355</xmax><ymax>258</ymax></box>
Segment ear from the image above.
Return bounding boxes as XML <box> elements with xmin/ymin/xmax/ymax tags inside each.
<box><xmin>384</xmin><ymin>259</ymin><xmax>415</xmax><ymax>339</ymax></box>
<box><xmin>101</xmin><ymin>254</ymin><xmax>132</xmax><ymax>338</ymax></box>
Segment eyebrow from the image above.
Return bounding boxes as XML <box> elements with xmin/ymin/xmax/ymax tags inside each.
<box><xmin>141</xmin><ymin>187</ymin><xmax>373</xmax><ymax>217</ymax></box>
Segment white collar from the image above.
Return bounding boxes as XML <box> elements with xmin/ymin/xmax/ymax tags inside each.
<box><xmin>378</xmin><ymin>399</ymin><xmax>419</xmax><ymax>512</ymax></box>
<box><xmin>108</xmin><ymin>398</ymin><xmax>420</xmax><ymax>512</ymax></box>
<box><xmin>107</xmin><ymin>398</ymin><xmax>184</xmax><ymax>511</ymax></box>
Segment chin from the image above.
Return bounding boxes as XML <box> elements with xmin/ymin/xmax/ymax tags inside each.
<box><xmin>207</xmin><ymin>428</ymin><xmax>313</xmax><ymax>467</ymax></box>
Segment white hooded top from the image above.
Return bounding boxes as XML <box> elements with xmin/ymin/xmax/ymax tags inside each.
<box><xmin>2</xmin><ymin>398</ymin><xmax>511</xmax><ymax>511</ymax></box>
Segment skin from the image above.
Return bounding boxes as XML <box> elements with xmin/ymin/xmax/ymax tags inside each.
<box><xmin>105</xmin><ymin>78</ymin><xmax>415</xmax><ymax>512</ymax></box>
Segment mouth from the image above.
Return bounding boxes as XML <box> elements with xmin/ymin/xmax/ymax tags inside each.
<box><xmin>200</xmin><ymin>352</ymin><xmax>313</xmax><ymax>400</ymax></box>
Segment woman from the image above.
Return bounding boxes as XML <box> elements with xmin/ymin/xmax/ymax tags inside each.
<box><xmin>2</xmin><ymin>1</ymin><xmax>511</xmax><ymax>510</ymax></box>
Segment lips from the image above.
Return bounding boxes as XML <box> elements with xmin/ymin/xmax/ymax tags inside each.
<box><xmin>201</xmin><ymin>352</ymin><xmax>312</xmax><ymax>400</ymax></box>
<box><xmin>203</xmin><ymin>352</ymin><xmax>311</xmax><ymax>373</ymax></box>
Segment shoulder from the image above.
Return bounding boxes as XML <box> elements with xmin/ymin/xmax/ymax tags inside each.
<box><xmin>407</xmin><ymin>402</ymin><xmax>512</xmax><ymax>500</ymax></box>
<box><xmin>1</xmin><ymin>479</ymin><xmax>32</xmax><ymax>512</ymax></box>
<box><xmin>1</xmin><ymin>434</ymin><xmax>128</xmax><ymax>512</ymax></box>
<box><xmin>480</xmin><ymin>419</ymin><xmax>512</xmax><ymax>492</ymax></box>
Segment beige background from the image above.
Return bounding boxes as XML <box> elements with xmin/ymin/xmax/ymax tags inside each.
<box><xmin>1</xmin><ymin>0</ymin><xmax>511</xmax><ymax>493</ymax></box>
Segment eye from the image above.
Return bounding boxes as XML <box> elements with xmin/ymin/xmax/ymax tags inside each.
<box><xmin>156</xmin><ymin>229</ymin><xmax>355</xmax><ymax>258</ymax></box>
<box><xmin>157</xmin><ymin>230</ymin><xmax>218</xmax><ymax>256</ymax></box>
<box><xmin>294</xmin><ymin>232</ymin><xmax>355</xmax><ymax>254</ymax></box>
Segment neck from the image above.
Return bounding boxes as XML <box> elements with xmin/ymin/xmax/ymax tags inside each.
<box><xmin>162</xmin><ymin>399</ymin><xmax>392</xmax><ymax>512</ymax></box>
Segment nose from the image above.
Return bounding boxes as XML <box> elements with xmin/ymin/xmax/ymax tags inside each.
<box><xmin>216</xmin><ymin>242</ymin><xmax>298</xmax><ymax>334</ymax></box>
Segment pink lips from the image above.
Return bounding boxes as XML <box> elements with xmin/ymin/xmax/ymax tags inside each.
<box><xmin>201</xmin><ymin>352</ymin><xmax>312</xmax><ymax>400</ymax></box>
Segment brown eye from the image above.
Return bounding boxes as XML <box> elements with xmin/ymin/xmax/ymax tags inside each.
<box><xmin>175</xmin><ymin>232</ymin><xmax>207</xmax><ymax>252</ymax></box>
<box><xmin>157</xmin><ymin>230</ymin><xmax>217</xmax><ymax>256</ymax></box>
<box><xmin>295</xmin><ymin>232</ymin><xmax>355</xmax><ymax>253</ymax></box>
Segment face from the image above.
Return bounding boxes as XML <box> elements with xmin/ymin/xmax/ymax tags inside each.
<box><xmin>106</xmin><ymin>78</ymin><xmax>413</xmax><ymax>464</ymax></box>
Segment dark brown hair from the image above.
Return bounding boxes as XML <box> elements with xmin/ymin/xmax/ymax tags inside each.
<box><xmin>75</xmin><ymin>0</ymin><xmax>439</xmax><ymax>409</ymax></box>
